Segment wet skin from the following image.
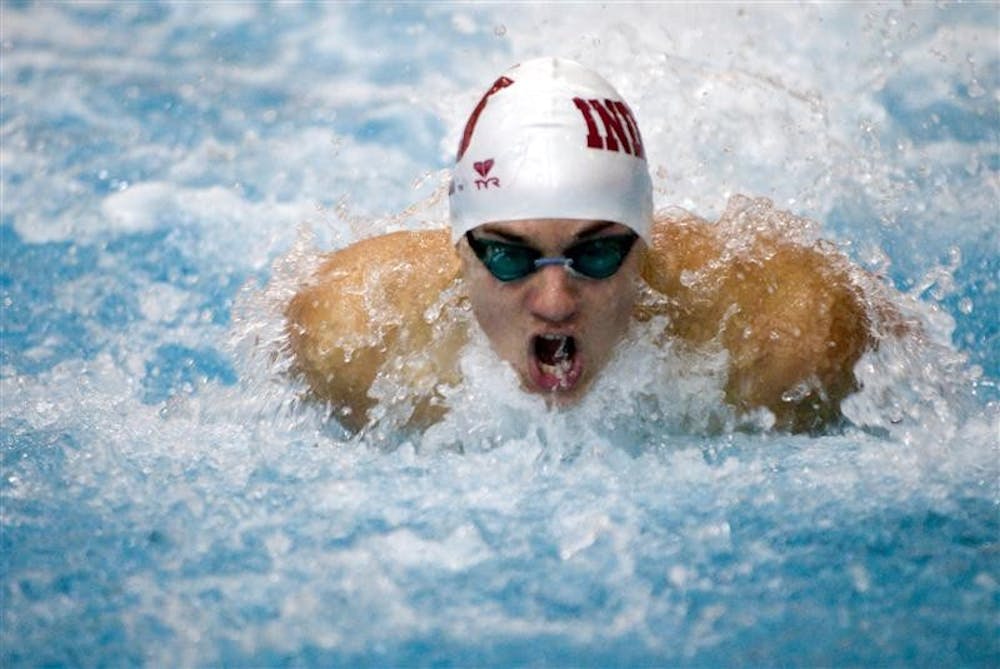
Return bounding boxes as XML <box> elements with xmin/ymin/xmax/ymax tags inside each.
<box><xmin>286</xmin><ymin>209</ymin><xmax>893</xmax><ymax>433</ymax></box>
<box><xmin>459</xmin><ymin>219</ymin><xmax>642</xmax><ymax>403</ymax></box>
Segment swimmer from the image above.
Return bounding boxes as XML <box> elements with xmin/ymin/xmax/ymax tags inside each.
<box><xmin>286</xmin><ymin>57</ymin><xmax>895</xmax><ymax>433</ymax></box>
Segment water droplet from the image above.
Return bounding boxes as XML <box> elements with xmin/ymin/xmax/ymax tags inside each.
<box><xmin>493</xmin><ymin>24</ymin><xmax>506</xmax><ymax>37</ymax></box>
<box><xmin>958</xmin><ymin>297</ymin><xmax>973</xmax><ymax>315</ymax></box>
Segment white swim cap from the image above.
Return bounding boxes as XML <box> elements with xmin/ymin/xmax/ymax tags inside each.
<box><xmin>449</xmin><ymin>57</ymin><xmax>653</xmax><ymax>242</ymax></box>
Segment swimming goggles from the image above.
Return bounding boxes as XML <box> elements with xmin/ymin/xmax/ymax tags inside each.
<box><xmin>465</xmin><ymin>231</ymin><xmax>638</xmax><ymax>282</ymax></box>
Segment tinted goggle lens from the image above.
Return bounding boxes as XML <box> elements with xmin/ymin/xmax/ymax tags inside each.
<box><xmin>466</xmin><ymin>232</ymin><xmax>638</xmax><ymax>282</ymax></box>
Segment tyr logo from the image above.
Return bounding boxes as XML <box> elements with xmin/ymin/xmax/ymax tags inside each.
<box><xmin>572</xmin><ymin>97</ymin><xmax>645</xmax><ymax>159</ymax></box>
<box><xmin>473</xmin><ymin>159</ymin><xmax>500</xmax><ymax>190</ymax></box>
<box><xmin>474</xmin><ymin>159</ymin><xmax>494</xmax><ymax>177</ymax></box>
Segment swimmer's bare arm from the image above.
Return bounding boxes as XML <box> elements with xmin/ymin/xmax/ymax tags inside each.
<box><xmin>641</xmin><ymin>210</ymin><xmax>887</xmax><ymax>431</ymax></box>
<box><xmin>287</xmin><ymin>214</ymin><xmax>896</xmax><ymax>433</ymax></box>
<box><xmin>285</xmin><ymin>230</ymin><xmax>465</xmax><ymax>431</ymax></box>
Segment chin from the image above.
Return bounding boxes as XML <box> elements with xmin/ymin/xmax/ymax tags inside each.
<box><xmin>544</xmin><ymin>387</ymin><xmax>588</xmax><ymax>407</ymax></box>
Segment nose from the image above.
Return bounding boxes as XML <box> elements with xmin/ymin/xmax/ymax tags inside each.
<box><xmin>526</xmin><ymin>265</ymin><xmax>579</xmax><ymax>324</ymax></box>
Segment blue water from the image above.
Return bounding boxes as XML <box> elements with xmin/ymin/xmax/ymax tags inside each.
<box><xmin>2</xmin><ymin>3</ymin><xmax>998</xmax><ymax>667</ymax></box>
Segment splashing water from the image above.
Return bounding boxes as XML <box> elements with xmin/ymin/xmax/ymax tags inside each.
<box><xmin>2</xmin><ymin>3</ymin><xmax>997</xmax><ymax>667</ymax></box>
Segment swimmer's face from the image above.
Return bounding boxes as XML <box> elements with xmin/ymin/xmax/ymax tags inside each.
<box><xmin>459</xmin><ymin>219</ymin><xmax>643</xmax><ymax>404</ymax></box>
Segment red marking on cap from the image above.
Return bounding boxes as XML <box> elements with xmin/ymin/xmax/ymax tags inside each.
<box><xmin>457</xmin><ymin>76</ymin><xmax>514</xmax><ymax>161</ymax></box>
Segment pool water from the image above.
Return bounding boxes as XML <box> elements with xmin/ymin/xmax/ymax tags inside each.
<box><xmin>2</xmin><ymin>3</ymin><xmax>998</xmax><ymax>667</ymax></box>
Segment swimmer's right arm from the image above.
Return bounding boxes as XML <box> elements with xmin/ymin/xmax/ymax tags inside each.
<box><xmin>285</xmin><ymin>230</ymin><xmax>465</xmax><ymax>431</ymax></box>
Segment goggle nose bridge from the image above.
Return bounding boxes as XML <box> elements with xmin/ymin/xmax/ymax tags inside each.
<box><xmin>533</xmin><ymin>256</ymin><xmax>574</xmax><ymax>270</ymax></box>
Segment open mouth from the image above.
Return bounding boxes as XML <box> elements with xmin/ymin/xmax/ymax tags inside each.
<box><xmin>530</xmin><ymin>334</ymin><xmax>582</xmax><ymax>392</ymax></box>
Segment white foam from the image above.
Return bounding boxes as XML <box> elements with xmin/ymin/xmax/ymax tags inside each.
<box><xmin>3</xmin><ymin>3</ymin><xmax>997</xmax><ymax>664</ymax></box>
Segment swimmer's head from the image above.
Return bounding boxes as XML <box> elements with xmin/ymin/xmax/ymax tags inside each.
<box><xmin>448</xmin><ymin>57</ymin><xmax>653</xmax><ymax>242</ymax></box>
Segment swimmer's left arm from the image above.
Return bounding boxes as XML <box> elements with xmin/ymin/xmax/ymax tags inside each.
<box><xmin>712</xmin><ymin>238</ymin><xmax>875</xmax><ymax>431</ymax></box>
<box><xmin>643</xmin><ymin>213</ymin><xmax>901</xmax><ymax>432</ymax></box>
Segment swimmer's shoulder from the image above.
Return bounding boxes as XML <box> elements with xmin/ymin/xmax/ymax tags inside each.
<box><xmin>287</xmin><ymin>228</ymin><xmax>460</xmax><ymax>349</ymax></box>
<box><xmin>642</xmin><ymin>210</ymin><xmax>721</xmax><ymax>296</ymax></box>
<box><xmin>292</xmin><ymin>229</ymin><xmax>459</xmax><ymax>313</ymax></box>
<box><xmin>640</xmin><ymin>206</ymin><xmax>891</xmax><ymax>432</ymax></box>
<box><xmin>308</xmin><ymin>228</ymin><xmax>457</xmax><ymax>280</ymax></box>
<box><xmin>285</xmin><ymin>229</ymin><xmax>462</xmax><ymax>429</ymax></box>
